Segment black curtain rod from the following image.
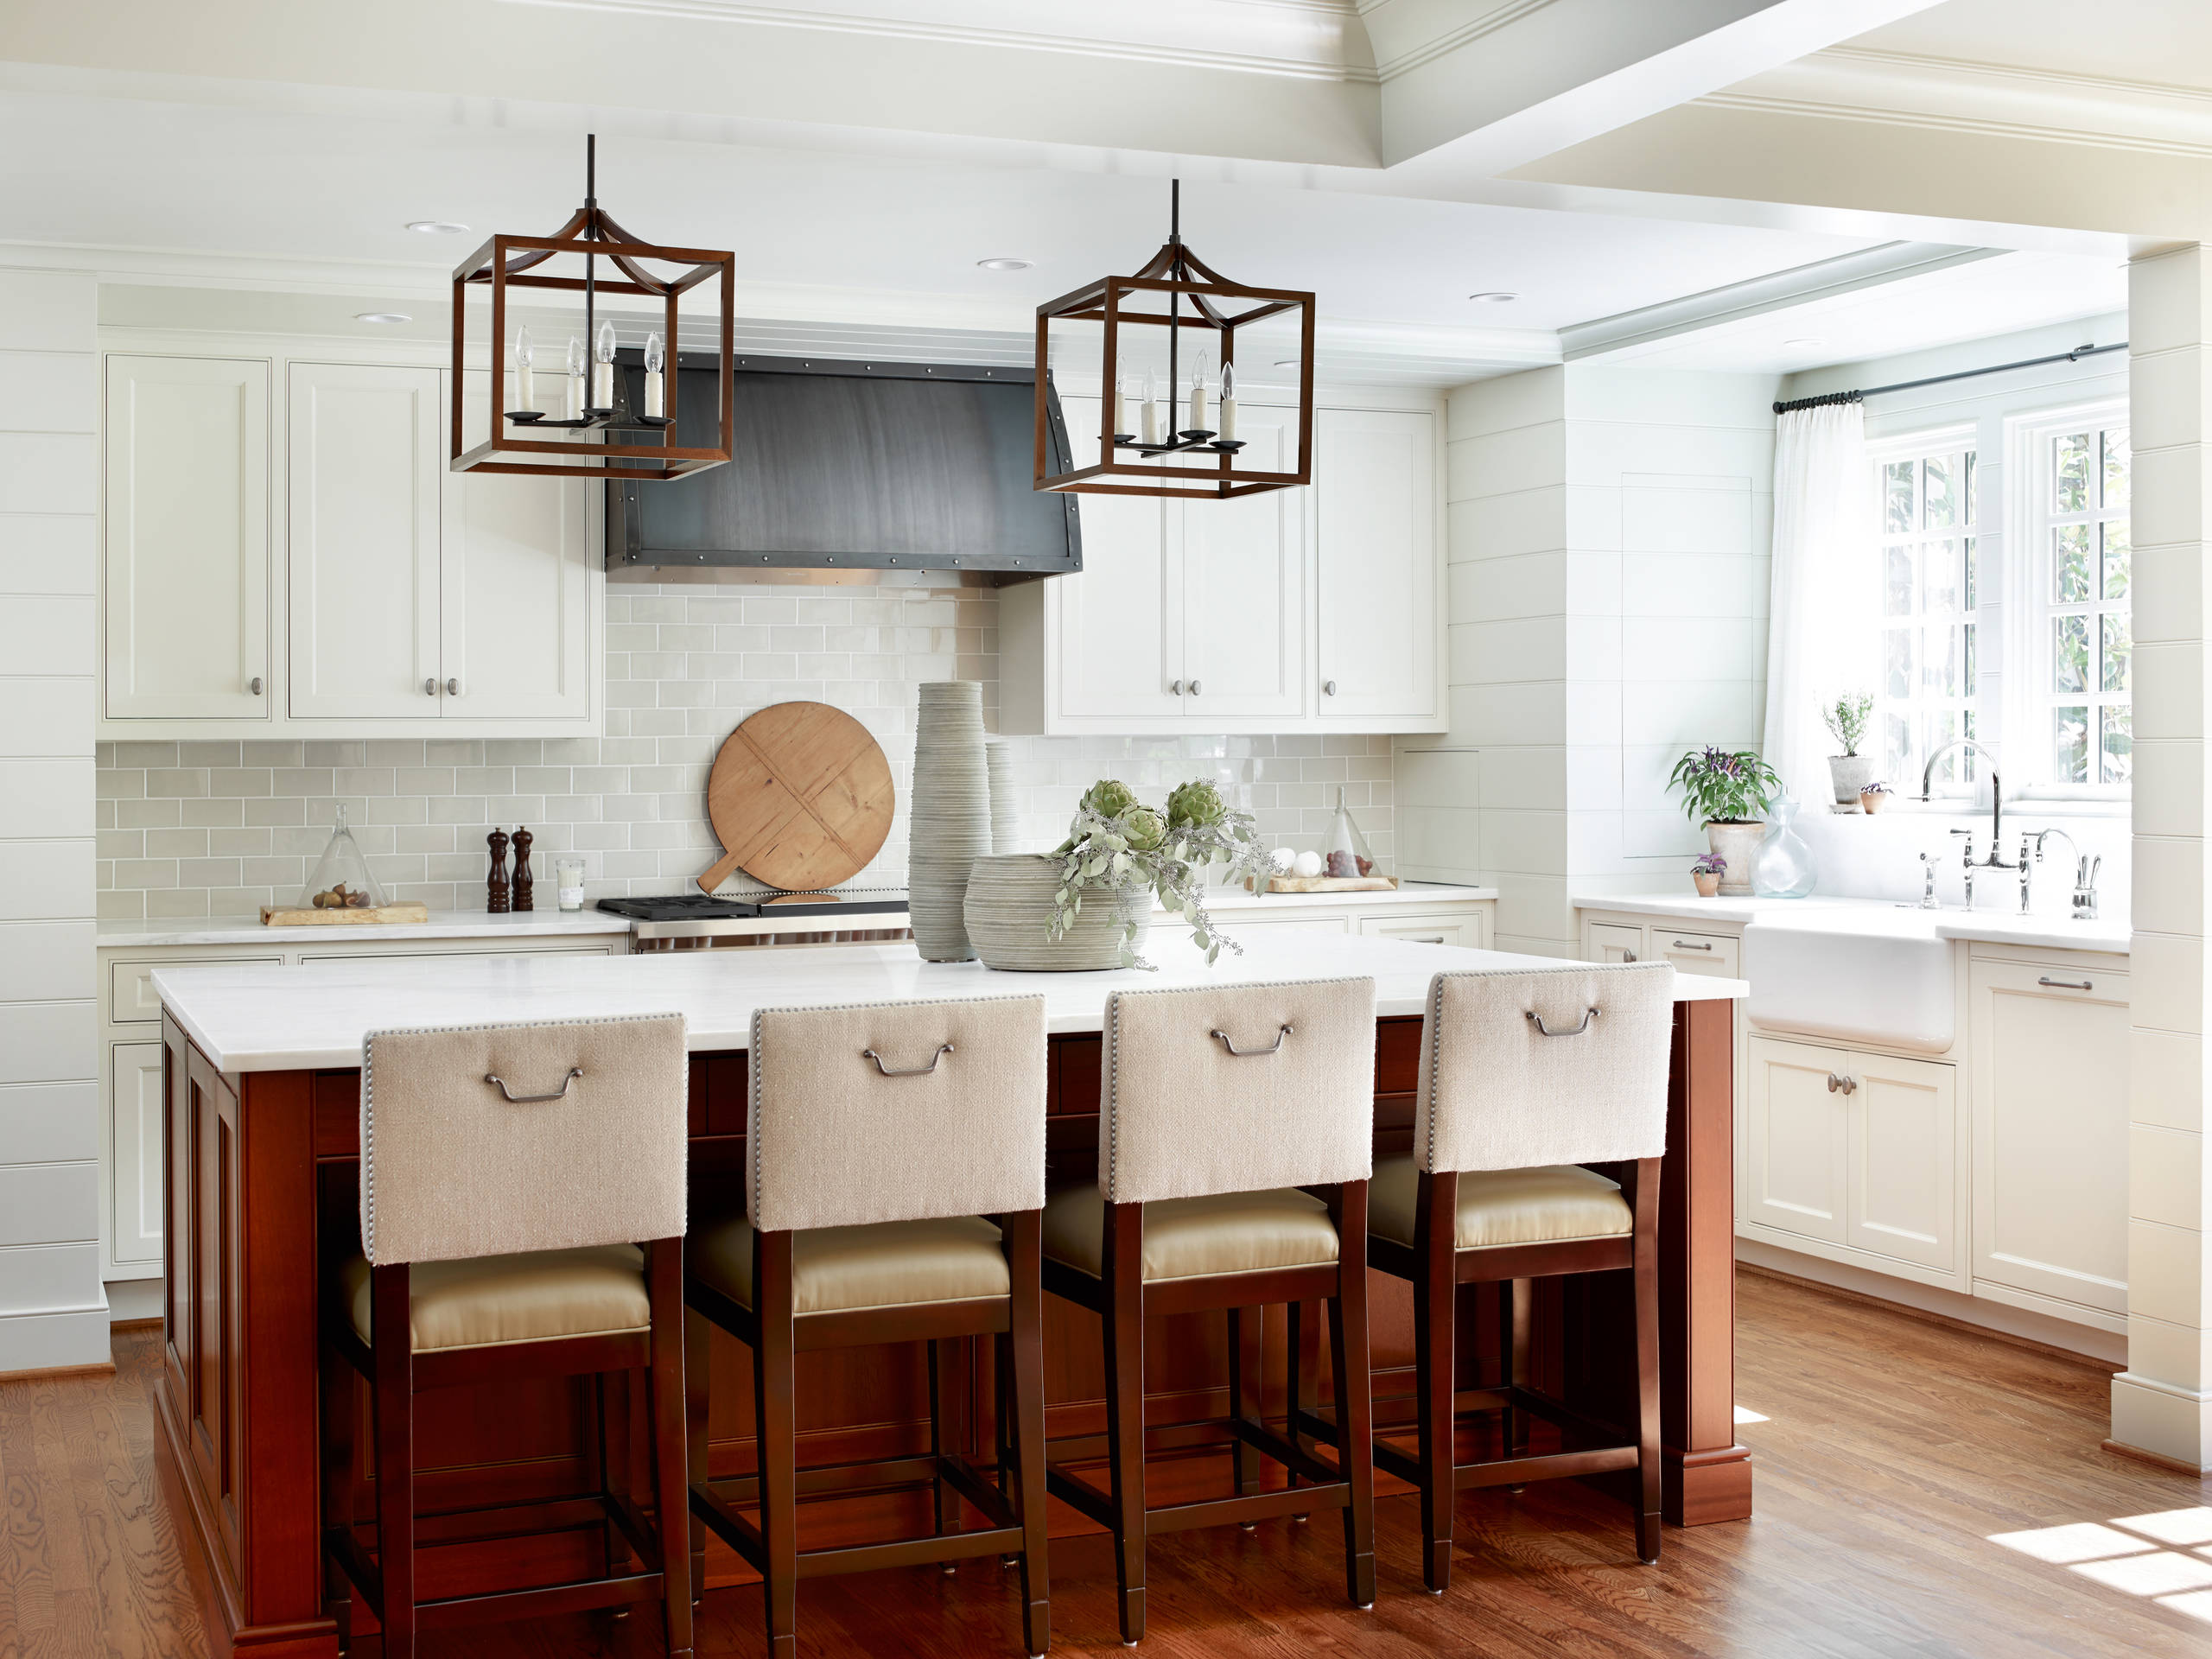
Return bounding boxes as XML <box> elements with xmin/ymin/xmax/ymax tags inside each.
<box><xmin>1773</xmin><ymin>340</ymin><xmax>2128</xmax><ymax>416</ymax></box>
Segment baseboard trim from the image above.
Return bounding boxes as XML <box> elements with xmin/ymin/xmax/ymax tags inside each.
<box><xmin>2101</xmin><ymin>1437</ymin><xmax>2208</xmax><ymax>1477</ymax></box>
<box><xmin>0</xmin><ymin>1357</ymin><xmax>117</xmax><ymax>1383</ymax></box>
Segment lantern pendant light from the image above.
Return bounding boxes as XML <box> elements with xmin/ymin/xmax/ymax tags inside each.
<box><xmin>1033</xmin><ymin>179</ymin><xmax>1314</xmax><ymax>500</ymax></box>
<box><xmin>449</xmin><ymin>134</ymin><xmax>735</xmax><ymax>480</ymax></box>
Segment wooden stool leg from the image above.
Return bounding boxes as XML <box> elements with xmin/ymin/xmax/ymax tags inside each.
<box><xmin>1630</xmin><ymin>1158</ymin><xmax>1663</xmax><ymax>1565</ymax></box>
<box><xmin>753</xmin><ymin>1231</ymin><xmax>799</xmax><ymax>1659</ymax></box>
<box><xmin>1227</xmin><ymin>1306</ymin><xmax>1260</xmax><ymax>1516</ymax></box>
<box><xmin>595</xmin><ymin>1373</ymin><xmax>624</xmax><ymax>1578</ymax></box>
<box><xmin>1286</xmin><ymin>1299</ymin><xmax>1315</xmax><ymax>1521</ymax></box>
<box><xmin>650</xmin><ymin>1240</ymin><xmax>696</xmax><ymax>1656</ymax></box>
<box><xmin>1327</xmin><ymin>1183</ymin><xmax>1376</xmax><ymax>1611</ymax></box>
<box><xmin>370</xmin><ymin>1266</ymin><xmax>416</xmax><ymax>1659</ymax></box>
<box><xmin>1412</xmin><ymin>1170</ymin><xmax>1457</xmax><ymax>1595</ymax></box>
<box><xmin>1503</xmin><ymin>1276</ymin><xmax>1532</xmax><ymax>1481</ymax></box>
<box><xmin>320</xmin><ymin>1338</ymin><xmax>354</xmax><ymax>1646</ymax></box>
<box><xmin>1103</xmin><ymin>1202</ymin><xmax>1147</xmax><ymax>1646</ymax></box>
<box><xmin>1005</xmin><ymin>1211</ymin><xmax>1052</xmax><ymax>1656</ymax></box>
<box><xmin>684</xmin><ymin>1306</ymin><xmax>710</xmax><ymax>1605</ymax></box>
<box><xmin>927</xmin><ymin>1338</ymin><xmax>958</xmax><ymax>1562</ymax></box>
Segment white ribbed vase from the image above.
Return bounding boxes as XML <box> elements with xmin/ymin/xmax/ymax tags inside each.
<box><xmin>908</xmin><ymin>681</ymin><xmax>990</xmax><ymax>961</ymax></box>
<box><xmin>964</xmin><ymin>855</ymin><xmax>1150</xmax><ymax>971</ymax></box>
<box><xmin>986</xmin><ymin>740</ymin><xmax>1015</xmax><ymax>854</ymax></box>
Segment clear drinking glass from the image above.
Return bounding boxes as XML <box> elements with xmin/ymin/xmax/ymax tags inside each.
<box><xmin>556</xmin><ymin>858</ymin><xmax>587</xmax><ymax>912</ymax></box>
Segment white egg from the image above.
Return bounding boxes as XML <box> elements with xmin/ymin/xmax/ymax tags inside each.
<box><xmin>1268</xmin><ymin>847</ymin><xmax>1296</xmax><ymax>873</ymax></box>
<box><xmin>1292</xmin><ymin>849</ymin><xmax>1324</xmax><ymax>879</ymax></box>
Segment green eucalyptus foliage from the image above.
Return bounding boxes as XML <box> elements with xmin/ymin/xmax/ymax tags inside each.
<box><xmin>1050</xmin><ymin>778</ymin><xmax>1268</xmax><ymax>969</ymax></box>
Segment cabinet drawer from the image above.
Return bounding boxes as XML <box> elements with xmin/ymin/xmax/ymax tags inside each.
<box><xmin>1217</xmin><ymin>914</ymin><xmax>1351</xmax><ymax>936</ymax></box>
<box><xmin>1357</xmin><ymin>911</ymin><xmax>1477</xmax><ymax>949</ymax></box>
<box><xmin>1656</xmin><ymin>929</ymin><xmax>1739</xmax><ymax>978</ymax></box>
<box><xmin>1588</xmin><ymin>922</ymin><xmax>1644</xmax><ymax>964</ymax></box>
<box><xmin>110</xmin><ymin>956</ymin><xmax>283</xmax><ymax>1023</ymax></box>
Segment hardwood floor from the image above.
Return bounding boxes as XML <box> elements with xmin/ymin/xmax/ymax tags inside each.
<box><xmin>7</xmin><ymin>1273</ymin><xmax>2212</xmax><ymax>1658</ymax></box>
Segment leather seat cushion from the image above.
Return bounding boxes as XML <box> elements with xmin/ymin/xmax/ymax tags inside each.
<box><xmin>340</xmin><ymin>1243</ymin><xmax>649</xmax><ymax>1353</ymax></box>
<box><xmin>692</xmin><ymin>1215</ymin><xmax>1009</xmax><ymax>1316</ymax></box>
<box><xmin>1044</xmin><ymin>1184</ymin><xmax>1339</xmax><ymax>1283</ymax></box>
<box><xmin>1370</xmin><ymin>1155</ymin><xmax>1633</xmax><ymax>1251</ymax></box>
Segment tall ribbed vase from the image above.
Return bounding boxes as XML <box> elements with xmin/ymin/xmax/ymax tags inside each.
<box><xmin>908</xmin><ymin>681</ymin><xmax>990</xmax><ymax>961</ymax></box>
<box><xmin>986</xmin><ymin>740</ymin><xmax>1015</xmax><ymax>854</ymax></box>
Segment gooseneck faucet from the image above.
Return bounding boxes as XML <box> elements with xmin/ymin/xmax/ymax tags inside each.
<box><xmin>2029</xmin><ymin>827</ymin><xmax>2103</xmax><ymax>920</ymax></box>
<box><xmin>1922</xmin><ymin>740</ymin><xmax>2016</xmax><ymax>905</ymax></box>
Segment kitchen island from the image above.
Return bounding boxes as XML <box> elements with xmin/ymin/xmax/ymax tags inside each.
<box><xmin>151</xmin><ymin>931</ymin><xmax>1745</xmax><ymax>1658</ymax></box>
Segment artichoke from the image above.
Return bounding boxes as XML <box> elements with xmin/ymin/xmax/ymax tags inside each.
<box><xmin>1081</xmin><ymin>779</ymin><xmax>1139</xmax><ymax>820</ymax></box>
<box><xmin>1122</xmin><ymin>805</ymin><xmax>1168</xmax><ymax>852</ymax></box>
<box><xmin>1166</xmin><ymin>779</ymin><xmax>1226</xmax><ymax>828</ymax></box>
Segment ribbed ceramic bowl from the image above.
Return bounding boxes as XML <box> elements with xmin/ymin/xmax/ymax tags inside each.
<box><xmin>963</xmin><ymin>854</ymin><xmax>1149</xmax><ymax>971</ymax></box>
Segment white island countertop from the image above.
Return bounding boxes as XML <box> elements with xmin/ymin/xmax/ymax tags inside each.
<box><xmin>1572</xmin><ymin>890</ymin><xmax>2130</xmax><ymax>955</ymax></box>
<box><xmin>99</xmin><ymin>908</ymin><xmax>634</xmax><ymax>949</ymax></box>
<box><xmin>156</xmin><ymin>930</ymin><xmax>1739</xmax><ymax>1074</ymax></box>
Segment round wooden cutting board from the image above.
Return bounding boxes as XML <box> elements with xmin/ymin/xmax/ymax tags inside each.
<box><xmin>696</xmin><ymin>702</ymin><xmax>896</xmax><ymax>894</ymax></box>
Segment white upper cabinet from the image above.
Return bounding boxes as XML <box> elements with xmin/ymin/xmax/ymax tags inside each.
<box><xmin>1000</xmin><ymin>396</ymin><xmax>1442</xmax><ymax>736</ymax></box>
<box><xmin>1316</xmin><ymin>407</ymin><xmax>1436</xmax><ymax>722</ymax></box>
<box><xmin>286</xmin><ymin>362</ymin><xmax>442</xmax><ymax>720</ymax></box>
<box><xmin>440</xmin><ymin>370</ymin><xmax>593</xmax><ymax>721</ymax></box>
<box><xmin>103</xmin><ymin>355</ymin><xmax>270</xmax><ymax>720</ymax></box>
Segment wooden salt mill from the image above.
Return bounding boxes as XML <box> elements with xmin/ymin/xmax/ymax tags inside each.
<box><xmin>512</xmin><ymin>826</ymin><xmax>535</xmax><ymax>912</ymax></box>
<box><xmin>486</xmin><ymin>827</ymin><xmax>511</xmax><ymax>913</ymax></box>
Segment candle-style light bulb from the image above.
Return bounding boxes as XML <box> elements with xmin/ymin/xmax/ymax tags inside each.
<box><xmin>591</xmin><ymin>321</ymin><xmax>616</xmax><ymax>410</ymax></box>
<box><xmin>1218</xmin><ymin>360</ymin><xmax>1237</xmax><ymax>443</ymax></box>
<box><xmin>643</xmin><ymin>331</ymin><xmax>666</xmax><ymax>420</ymax></box>
<box><xmin>513</xmin><ymin>325</ymin><xmax>535</xmax><ymax>414</ymax></box>
<box><xmin>1111</xmin><ymin>361</ymin><xmax>1128</xmax><ymax>442</ymax></box>
<box><xmin>1141</xmin><ymin>369</ymin><xmax>1160</xmax><ymax>446</ymax></box>
<box><xmin>1188</xmin><ymin>349</ymin><xmax>1211</xmax><ymax>435</ymax></box>
<box><xmin>565</xmin><ymin>336</ymin><xmax>586</xmax><ymax>421</ymax></box>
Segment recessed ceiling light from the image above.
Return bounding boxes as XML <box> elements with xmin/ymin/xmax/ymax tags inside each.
<box><xmin>406</xmin><ymin>220</ymin><xmax>470</xmax><ymax>235</ymax></box>
<box><xmin>1468</xmin><ymin>291</ymin><xmax>1518</xmax><ymax>303</ymax></box>
<box><xmin>976</xmin><ymin>257</ymin><xmax>1033</xmax><ymax>272</ymax></box>
<box><xmin>355</xmin><ymin>312</ymin><xmax>412</xmax><ymax>325</ymax></box>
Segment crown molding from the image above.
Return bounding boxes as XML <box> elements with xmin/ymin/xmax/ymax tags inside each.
<box><xmin>1560</xmin><ymin>239</ymin><xmax>2004</xmax><ymax>359</ymax></box>
<box><xmin>502</xmin><ymin>0</ymin><xmax>1381</xmax><ymax>83</ymax></box>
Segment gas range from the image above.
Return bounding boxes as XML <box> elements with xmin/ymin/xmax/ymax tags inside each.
<box><xmin>596</xmin><ymin>889</ymin><xmax>912</xmax><ymax>950</ymax></box>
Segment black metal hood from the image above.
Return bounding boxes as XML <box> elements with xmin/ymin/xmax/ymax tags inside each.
<box><xmin>606</xmin><ymin>353</ymin><xmax>1081</xmax><ymax>583</ymax></box>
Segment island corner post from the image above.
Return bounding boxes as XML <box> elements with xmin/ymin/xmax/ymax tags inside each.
<box><xmin>153</xmin><ymin>999</ymin><xmax>1747</xmax><ymax>1658</ymax></box>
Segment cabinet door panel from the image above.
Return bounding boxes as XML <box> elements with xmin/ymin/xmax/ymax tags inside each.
<box><xmin>287</xmin><ymin>362</ymin><xmax>442</xmax><ymax>718</ymax></box>
<box><xmin>104</xmin><ymin>356</ymin><xmax>270</xmax><ymax>719</ymax></box>
<box><xmin>440</xmin><ymin>370</ymin><xmax>592</xmax><ymax>719</ymax></box>
<box><xmin>1179</xmin><ymin>407</ymin><xmax>1303</xmax><ymax>721</ymax></box>
<box><xmin>1971</xmin><ymin>960</ymin><xmax>2130</xmax><ymax>1313</ymax></box>
<box><xmin>111</xmin><ymin>1040</ymin><xmax>165</xmax><ymax>1265</ymax></box>
<box><xmin>1656</xmin><ymin>928</ymin><xmax>1740</xmax><ymax>978</ymax></box>
<box><xmin>1357</xmin><ymin>910</ymin><xmax>1476</xmax><ymax>948</ymax></box>
<box><xmin>1588</xmin><ymin>921</ymin><xmax>1645</xmax><ymax>964</ymax></box>
<box><xmin>1845</xmin><ymin>1050</ymin><xmax>1955</xmax><ymax>1272</ymax></box>
<box><xmin>1052</xmin><ymin>398</ymin><xmax>1179</xmax><ymax>724</ymax></box>
<box><xmin>1745</xmin><ymin>1036</ymin><xmax>1847</xmax><ymax>1243</ymax></box>
<box><xmin>1316</xmin><ymin>407</ymin><xmax>1435</xmax><ymax>719</ymax></box>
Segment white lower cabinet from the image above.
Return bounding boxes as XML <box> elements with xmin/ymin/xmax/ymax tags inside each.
<box><xmin>109</xmin><ymin>1040</ymin><xmax>166</xmax><ymax>1268</ymax></box>
<box><xmin>1357</xmin><ymin>908</ymin><xmax>1490</xmax><ymax>950</ymax></box>
<box><xmin>1589</xmin><ymin>921</ymin><xmax>1644</xmax><ymax>964</ymax></box>
<box><xmin>1745</xmin><ymin>1034</ymin><xmax>1956</xmax><ymax>1277</ymax></box>
<box><xmin>1970</xmin><ymin>957</ymin><xmax>2130</xmax><ymax>1319</ymax></box>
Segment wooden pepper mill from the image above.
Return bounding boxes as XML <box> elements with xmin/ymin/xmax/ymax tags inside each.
<box><xmin>486</xmin><ymin>827</ymin><xmax>511</xmax><ymax>913</ymax></box>
<box><xmin>511</xmin><ymin>826</ymin><xmax>535</xmax><ymax>912</ymax></box>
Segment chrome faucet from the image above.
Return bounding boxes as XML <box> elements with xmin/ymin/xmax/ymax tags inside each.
<box><xmin>2030</xmin><ymin>828</ymin><xmax>2103</xmax><ymax>920</ymax></box>
<box><xmin>1922</xmin><ymin>739</ymin><xmax>2017</xmax><ymax>894</ymax></box>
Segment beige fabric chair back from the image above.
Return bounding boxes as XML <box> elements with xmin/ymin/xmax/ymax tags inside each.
<box><xmin>748</xmin><ymin>995</ymin><xmax>1048</xmax><ymax>1233</ymax></box>
<box><xmin>1414</xmin><ymin>963</ymin><xmax>1675</xmax><ymax>1174</ymax></box>
<box><xmin>1099</xmin><ymin>977</ymin><xmax>1376</xmax><ymax>1205</ymax></box>
<box><xmin>361</xmin><ymin>1014</ymin><xmax>689</xmax><ymax>1266</ymax></box>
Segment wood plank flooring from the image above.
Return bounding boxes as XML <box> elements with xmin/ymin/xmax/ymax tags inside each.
<box><xmin>7</xmin><ymin>1272</ymin><xmax>2212</xmax><ymax>1658</ymax></box>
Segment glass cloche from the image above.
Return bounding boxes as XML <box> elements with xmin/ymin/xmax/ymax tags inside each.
<box><xmin>1325</xmin><ymin>785</ymin><xmax>1383</xmax><ymax>880</ymax></box>
<box><xmin>300</xmin><ymin>804</ymin><xmax>386</xmax><ymax>912</ymax></box>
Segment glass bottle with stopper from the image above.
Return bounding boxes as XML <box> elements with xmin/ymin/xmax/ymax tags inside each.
<box><xmin>1325</xmin><ymin>785</ymin><xmax>1382</xmax><ymax>881</ymax></box>
<box><xmin>590</xmin><ymin>321</ymin><xmax>617</xmax><ymax>413</ymax></box>
<box><xmin>300</xmin><ymin>804</ymin><xmax>387</xmax><ymax>912</ymax></box>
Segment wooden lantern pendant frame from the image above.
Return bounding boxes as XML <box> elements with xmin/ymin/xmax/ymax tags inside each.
<box><xmin>449</xmin><ymin>134</ymin><xmax>735</xmax><ymax>480</ymax></box>
<box><xmin>1033</xmin><ymin>180</ymin><xmax>1315</xmax><ymax>500</ymax></box>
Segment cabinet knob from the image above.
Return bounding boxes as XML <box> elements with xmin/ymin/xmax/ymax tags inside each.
<box><xmin>1168</xmin><ymin>680</ymin><xmax>1182</xmax><ymax>696</ymax></box>
<box><xmin>248</xmin><ymin>676</ymin><xmax>263</xmax><ymax>696</ymax></box>
<box><xmin>445</xmin><ymin>677</ymin><xmax>461</xmax><ymax>696</ymax></box>
<box><xmin>1323</xmin><ymin>679</ymin><xmax>1337</xmax><ymax>696</ymax></box>
<box><xmin>1188</xmin><ymin>679</ymin><xmax>1202</xmax><ymax>696</ymax></box>
<box><xmin>424</xmin><ymin>677</ymin><xmax>438</xmax><ymax>697</ymax></box>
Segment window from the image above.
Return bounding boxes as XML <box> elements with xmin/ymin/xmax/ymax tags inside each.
<box><xmin>2029</xmin><ymin>416</ymin><xmax>2131</xmax><ymax>787</ymax></box>
<box><xmin>1874</xmin><ymin>437</ymin><xmax>1980</xmax><ymax>791</ymax></box>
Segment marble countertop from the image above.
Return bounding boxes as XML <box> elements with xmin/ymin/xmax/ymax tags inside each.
<box><xmin>156</xmin><ymin>930</ymin><xmax>1741</xmax><ymax>1073</ymax></box>
<box><xmin>99</xmin><ymin>909</ymin><xmax>634</xmax><ymax>949</ymax></box>
<box><xmin>1573</xmin><ymin>891</ymin><xmax>2130</xmax><ymax>955</ymax></box>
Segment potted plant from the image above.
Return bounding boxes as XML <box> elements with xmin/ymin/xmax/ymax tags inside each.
<box><xmin>963</xmin><ymin>779</ymin><xmax>1268</xmax><ymax>970</ymax></box>
<box><xmin>1859</xmin><ymin>779</ymin><xmax>1893</xmax><ymax>816</ymax></box>
<box><xmin>1668</xmin><ymin>746</ymin><xmax>1780</xmax><ymax>896</ymax></box>
<box><xmin>1691</xmin><ymin>854</ymin><xmax>1726</xmax><ymax>899</ymax></box>
<box><xmin>1823</xmin><ymin>691</ymin><xmax>1875</xmax><ymax>808</ymax></box>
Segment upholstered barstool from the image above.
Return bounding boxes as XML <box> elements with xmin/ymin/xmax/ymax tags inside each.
<box><xmin>321</xmin><ymin>1014</ymin><xmax>694</xmax><ymax>1659</ymax></box>
<box><xmin>1353</xmin><ymin>962</ymin><xmax>1674</xmax><ymax>1592</ymax></box>
<box><xmin>1041</xmin><ymin>977</ymin><xmax>1378</xmax><ymax>1646</ymax></box>
<box><xmin>685</xmin><ymin>995</ymin><xmax>1052</xmax><ymax>1659</ymax></box>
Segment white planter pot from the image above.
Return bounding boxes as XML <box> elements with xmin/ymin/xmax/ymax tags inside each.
<box><xmin>963</xmin><ymin>854</ymin><xmax>1150</xmax><ymax>970</ymax></box>
<box><xmin>1704</xmin><ymin>821</ymin><xmax>1764</xmax><ymax>897</ymax></box>
<box><xmin>1827</xmin><ymin>753</ymin><xmax>1875</xmax><ymax>807</ymax></box>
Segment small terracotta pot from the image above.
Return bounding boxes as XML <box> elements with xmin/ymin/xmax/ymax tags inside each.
<box><xmin>1693</xmin><ymin>871</ymin><xmax>1722</xmax><ymax>898</ymax></box>
<box><xmin>1859</xmin><ymin>788</ymin><xmax>1891</xmax><ymax>815</ymax></box>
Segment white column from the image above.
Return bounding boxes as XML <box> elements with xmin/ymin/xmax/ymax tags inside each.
<box><xmin>2112</xmin><ymin>245</ymin><xmax>2212</xmax><ymax>1466</ymax></box>
<box><xmin>0</xmin><ymin>266</ymin><xmax>105</xmax><ymax>1374</ymax></box>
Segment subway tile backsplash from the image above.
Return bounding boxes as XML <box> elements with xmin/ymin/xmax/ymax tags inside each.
<box><xmin>95</xmin><ymin>582</ymin><xmax>1395</xmax><ymax>918</ymax></box>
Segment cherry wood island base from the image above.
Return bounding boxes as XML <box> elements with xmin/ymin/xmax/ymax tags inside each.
<box><xmin>155</xmin><ymin>1001</ymin><xmax>1746</xmax><ymax>1658</ymax></box>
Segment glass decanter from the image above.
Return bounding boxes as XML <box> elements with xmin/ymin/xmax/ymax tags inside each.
<box><xmin>300</xmin><ymin>804</ymin><xmax>386</xmax><ymax>912</ymax></box>
<box><xmin>1325</xmin><ymin>785</ymin><xmax>1383</xmax><ymax>880</ymax></box>
<box><xmin>1750</xmin><ymin>793</ymin><xmax>1817</xmax><ymax>899</ymax></box>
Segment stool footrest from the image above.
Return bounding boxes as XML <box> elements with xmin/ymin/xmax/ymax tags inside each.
<box><xmin>692</xmin><ymin>1454</ymin><xmax>1027</xmax><ymax>1582</ymax></box>
<box><xmin>1456</xmin><ymin>1445</ymin><xmax>1637</xmax><ymax>1489</ymax></box>
<box><xmin>414</xmin><ymin>1569</ymin><xmax>662</xmax><ymax>1632</ymax></box>
<box><xmin>798</xmin><ymin>1523</ymin><xmax>1025</xmax><ymax>1580</ymax></box>
<box><xmin>1147</xmin><ymin>1482</ymin><xmax>1350</xmax><ymax>1535</ymax></box>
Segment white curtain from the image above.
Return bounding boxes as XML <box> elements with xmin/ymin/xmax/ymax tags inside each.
<box><xmin>1764</xmin><ymin>399</ymin><xmax>1875</xmax><ymax>808</ymax></box>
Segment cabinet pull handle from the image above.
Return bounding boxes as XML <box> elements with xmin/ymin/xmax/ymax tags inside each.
<box><xmin>1827</xmin><ymin>1072</ymin><xmax>1858</xmax><ymax>1095</ymax></box>
<box><xmin>1527</xmin><ymin>1007</ymin><xmax>1599</xmax><ymax>1038</ymax></box>
<box><xmin>1211</xmin><ymin>1023</ymin><xmax>1294</xmax><ymax>1058</ymax></box>
<box><xmin>1670</xmin><ymin>939</ymin><xmax>1713</xmax><ymax>951</ymax></box>
<box><xmin>1324</xmin><ymin>679</ymin><xmax>1338</xmax><ymax>696</ymax></box>
<box><xmin>248</xmin><ymin>676</ymin><xmax>264</xmax><ymax>696</ymax></box>
<box><xmin>424</xmin><ymin>677</ymin><xmax>438</xmax><ymax>697</ymax></box>
<box><xmin>1623</xmin><ymin>950</ymin><xmax>1637</xmax><ymax>963</ymax></box>
<box><xmin>1408</xmin><ymin>934</ymin><xmax>1446</xmax><ymax>944</ymax></box>
<box><xmin>446</xmin><ymin>677</ymin><xmax>461</xmax><ymax>696</ymax></box>
<box><xmin>2037</xmin><ymin>976</ymin><xmax>2094</xmax><ymax>991</ymax></box>
<box><xmin>861</xmin><ymin>1041</ymin><xmax>955</xmax><ymax>1077</ymax></box>
<box><xmin>484</xmin><ymin>1065</ymin><xmax>583</xmax><ymax>1103</ymax></box>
